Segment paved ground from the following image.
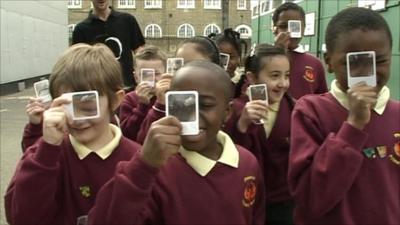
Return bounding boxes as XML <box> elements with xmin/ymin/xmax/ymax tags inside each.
<box><xmin>0</xmin><ymin>87</ymin><xmax>34</xmax><ymax>224</ymax></box>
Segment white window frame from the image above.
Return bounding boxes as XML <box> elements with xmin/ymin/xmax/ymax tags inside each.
<box><xmin>145</xmin><ymin>24</ymin><xmax>163</xmax><ymax>38</ymax></box>
<box><xmin>118</xmin><ymin>0</ymin><xmax>136</xmax><ymax>9</ymax></box>
<box><xmin>237</xmin><ymin>0</ymin><xmax>246</xmax><ymax>10</ymax></box>
<box><xmin>204</xmin><ymin>0</ymin><xmax>221</xmax><ymax>9</ymax></box>
<box><xmin>282</xmin><ymin>0</ymin><xmax>303</xmax><ymax>3</ymax></box>
<box><xmin>68</xmin><ymin>24</ymin><xmax>76</xmax><ymax>38</ymax></box>
<box><xmin>68</xmin><ymin>0</ymin><xmax>82</xmax><ymax>9</ymax></box>
<box><xmin>358</xmin><ymin>0</ymin><xmax>386</xmax><ymax>10</ymax></box>
<box><xmin>251</xmin><ymin>4</ymin><xmax>260</xmax><ymax>19</ymax></box>
<box><xmin>260</xmin><ymin>0</ymin><xmax>272</xmax><ymax>15</ymax></box>
<box><xmin>177</xmin><ymin>0</ymin><xmax>195</xmax><ymax>9</ymax></box>
<box><xmin>235</xmin><ymin>24</ymin><xmax>252</xmax><ymax>39</ymax></box>
<box><xmin>203</xmin><ymin>24</ymin><xmax>221</xmax><ymax>36</ymax></box>
<box><xmin>144</xmin><ymin>0</ymin><xmax>162</xmax><ymax>9</ymax></box>
<box><xmin>177</xmin><ymin>24</ymin><xmax>195</xmax><ymax>38</ymax></box>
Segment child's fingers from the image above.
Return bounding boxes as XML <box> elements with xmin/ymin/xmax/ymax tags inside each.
<box><xmin>152</xmin><ymin>116</ymin><xmax>182</xmax><ymax>133</ymax></box>
<box><xmin>50</xmin><ymin>96</ymin><xmax>71</xmax><ymax>108</ymax></box>
<box><xmin>27</xmin><ymin>106</ymin><xmax>45</xmax><ymax>115</ymax></box>
<box><xmin>160</xmin><ymin>73</ymin><xmax>174</xmax><ymax>80</ymax></box>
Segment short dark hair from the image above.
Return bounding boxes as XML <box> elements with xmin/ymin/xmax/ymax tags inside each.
<box><xmin>272</xmin><ymin>2</ymin><xmax>305</xmax><ymax>26</ymax></box>
<box><xmin>209</xmin><ymin>28</ymin><xmax>243</xmax><ymax>57</ymax></box>
<box><xmin>244</xmin><ymin>44</ymin><xmax>288</xmax><ymax>77</ymax></box>
<box><xmin>179</xmin><ymin>36</ymin><xmax>221</xmax><ymax>65</ymax></box>
<box><xmin>325</xmin><ymin>7</ymin><xmax>392</xmax><ymax>53</ymax></box>
<box><xmin>174</xmin><ymin>60</ymin><xmax>233</xmax><ymax>102</ymax></box>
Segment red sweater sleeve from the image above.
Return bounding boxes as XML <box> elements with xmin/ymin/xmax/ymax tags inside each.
<box><xmin>288</xmin><ymin>102</ymin><xmax>368</xmax><ymax>220</ymax></box>
<box><xmin>22</xmin><ymin>122</ymin><xmax>43</xmax><ymax>152</ymax></box>
<box><xmin>5</xmin><ymin>139</ymin><xmax>62</xmax><ymax>225</ymax></box>
<box><xmin>88</xmin><ymin>154</ymin><xmax>160</xmax><ymax>225</ymax></box>
<box><xmin>136</xmin><ymin>101</ymin><xmax>165</xmax><ymax>144</ymax></box>
<box><xmin>119</xmin><ymin>93</ymin><xmax>152</xmax><ymax>141</ymax></box>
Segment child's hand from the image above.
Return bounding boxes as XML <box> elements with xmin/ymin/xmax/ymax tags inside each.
<box><xmin>42</xmin><ymin>97</ymin><xmax>70</xmax><ymax>146</ymax></box>
<box><xmin>237</xmin><ymin>100</ymin><xmax>268</xmax><ymax>132</ymax></box>
<box><xmin>155</xmin><ymin>73</ymin><xmax>173</xmax><ymax>105</ymax></box>
<box><xmin>26</xmin><ymin>97</ymin><xmax>47</xmax><ymax>125</ymax></box>
<box><xmin>141</xmin><ymin>116</ymin><xmax>182</xmax><ymax>168</ymax></box>
<box><xmin>135</xmin><ymin>82</ymin><xmax>153</xmax><ymax>105</ymax></box>
<box><xmin>274</xmin><ymin>32</ymin><xmax>290</xmax><ymax>49</ymax></box>
<box><xmin>347</xmin><ymin>83</ymin><xmax>378</xmax><ymax>130</ymax></box>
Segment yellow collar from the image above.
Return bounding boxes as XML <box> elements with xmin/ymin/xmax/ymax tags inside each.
<box><xmin>329</xmin><ymin>79</ymin><xmax>390</xmax><ymax>115</ymax></box>
<box><xmin>179</xmin><ymin>131</ymin><xmax>239</xmax><ymax>177</ymax></box>
<box><xmin>70</xmin><ymin>124</ymin><xmax>122</xmax><ymax>160</ymax></box>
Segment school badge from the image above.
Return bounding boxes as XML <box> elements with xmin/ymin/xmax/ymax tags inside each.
<box><xmin>242</xmin><ymin>176</ymin><xmax>257</xmax><ymax>207</ymax></box>
<box><xmin>303</xmin><ymin>66</ymin><xmax>315</xmax><ymax>83</ymax></box>
<box><xmin>79</xmin><ymin>185</ymin><xmax>91</xmax><ymax>198</ymax></box>
<box><xmin>389</xmin><ymin>132</ymin><xmax>400</xmax><ymax>166</ymax></box>
<box><xmin>376</xmin><ymin>146</ymin><xmax>388</xmax><ymax>158</ymax></box>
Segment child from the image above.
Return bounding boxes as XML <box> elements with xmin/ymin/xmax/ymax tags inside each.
<box><xmin>135</xmin><ymin>37</ymin><xmax>221</xmax><ymax>143</ymax></box>
<box><xmin>273</xmin><ymin>2</ymin><xmax>327</xmax><ymax>99</ymax></box>
<box><xmin>119</xmin><ymin>46</ymin><xmax>167</xmax><ymax>141</ymax></box>
<box><xmin>21</xmin><ymin>97</ymin><xmax>48</xmax><ymax>151</ymax></box>
<box><xmin>209</xmin><ymin>28</ymin><xmax>243</xmax><ymax>81</ymax></box>
<box><xmin>88</xmin><ymin>61</ymin><xmax>266</xmax><ymax>225</ymax></box>
<box><xmin>5</xmin><ymin>43</ymin><xmax>141</xmax><ymax>225</ymax></box>
<box><xmin>224</xmin><ymin>44</ymin><xmax>295</xmax><ymax>225</ymax></box>
<box><xmin>288</xmin><ymin>7</ymin><xmax>399</xmax><ymax>225</ymax></box>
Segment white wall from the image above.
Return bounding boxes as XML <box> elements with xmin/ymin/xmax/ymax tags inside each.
<box><xmin>0</xmin><ymin>0</ymin><xmax>68</xmax><ymax>84</ymax></box>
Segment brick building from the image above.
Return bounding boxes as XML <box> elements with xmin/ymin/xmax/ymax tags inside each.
<box><xmin>68</xmin><ymin>0</ymin><xmax>252</xmax><ymax>56</ymax></box>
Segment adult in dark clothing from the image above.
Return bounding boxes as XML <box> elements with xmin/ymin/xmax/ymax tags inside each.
<box><xmin>73</xmin><ymin>0</ymin><xmax>145</xmax><ymax>89</ymax></box>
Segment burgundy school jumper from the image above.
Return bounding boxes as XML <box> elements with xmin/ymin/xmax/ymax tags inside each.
<box><xmin>288</xmin><ymin>93</ymin><xmax>400</xmax><ymax>225</ymax></box>
<box><xmin>136</xmin><ymin>101</ymin><xmax>165</xmax><ymax>144</ymax></box>
<box><xmin>119</xmin><ymin>91</ymin><xmax>156</xmax><ymax>141</ymax></box>
<box><xmin>5</xmin><ymin>136</ymin><xmax>140</xmax><ymax>225</ymax></box>
<box><xmin>22</xmin><ymin>122</ymin><xmax>42</xmax><ymax>152</ymax></box>
<box><xmin>288</xmin><ymin>51</ymin><xmax>327</xmax><ymax>99</ymax></box>
<box><xmin>88</xmin><ymin>146</ymin><xmax>266</xmax><ymax>225</ymax></box>
<box><xmin>224</xmin><ymin>94</ymin><xmax>294</xmax><ymax>204</ymax></box>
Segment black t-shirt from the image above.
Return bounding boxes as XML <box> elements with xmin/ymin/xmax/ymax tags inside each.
<box><xmin>73</xmin><ymin>9</ymin><xmax>145</xmax><ymax>88</ymax></box>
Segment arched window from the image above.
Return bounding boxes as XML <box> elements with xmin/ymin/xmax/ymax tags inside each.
<box><xmin>177</xmin><ymin>24</ymin><xmax>195</xmax><ymax>38</ymax></box>
<box><xmin>235</xmin><ymin>24</ymin><xmax>252</xmax><ymax>39</ymax></box>
<box><xmin>203</xmin><ymin>24</ymin><xmax>221</xmax><ymax>36</ymax></box>
<box><xmin>145</xmin><ymin>24</ymin><xmax>162</xmax><ymax>38</ymax></box>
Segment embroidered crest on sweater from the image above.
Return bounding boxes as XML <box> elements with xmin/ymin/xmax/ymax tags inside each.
<box><xmin>242</xmin><ymin>176</ymin><xmax>257</xmax><ymax>207</ymax></box>
<box><xmin>361</xmin><ymin>133</ymin><xmax>400</xmax><ymax>166</ymax></box>
<box><xmin>79</xmin><ymin>185</ymin><xmax>91</xmax><ymax>198</ymax></box>
<box><xmin>303</xmin><ymin>66</ymin><xmax>315</xmax><ymax>83</ymax></box>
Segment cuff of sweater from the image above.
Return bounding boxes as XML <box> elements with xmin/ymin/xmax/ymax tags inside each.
<box><xmin>124</xmin><ymin>153</ymin><xmax>159</xmax><ymax>190</ymax></box>
<box><xmin>26</xmin><ymin>122</ymin><xmax>43</xmax><ymax>134</ymax></box>
<box><xmin>337</xmin><ymin>122</ymin><xmax>368</xmax><ymax>151</ymax></box>
<box><xmin>152</xmin><ymin>102</ymin><xmax>166</xmax><ymax>117</ymax></box>
<box><xmin>34</xmin><ymin>139</ymin><xmax>62</xmax><ymax>167</ymax></box>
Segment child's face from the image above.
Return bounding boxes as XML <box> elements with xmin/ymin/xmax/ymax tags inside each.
<box><xmin>255</xmin><ymin>56</ymin><xmax>290</xmax><ymax>105</ymax></box>
<box><xmin>325</xmin><ymin>29</ymin><xmax>392</xmax><ymax>92</ymax></box>
<box><xmin>176</xmin><ymin>43</ymin><xmax>209</xmax><ymax>63</ymax></box>
<box><xmin>219</xmin><ymin>42</ymin><xmax>240</xmax><ymax>77</ymax></box>
<box><xmin>274</xmin><ymin>9</ymin><xmax>304</xmax><ymax>50</ymax></box>
<box><xmin>134</xmin><ymin>59</ymin><xmax>165</xmax><ymax>83</ymax></box>
<box><xmin>171</xmin><ymin>68</ymin><xmax>230</xmax><ymax>157</ymax></box>
<box><xmin>68</xmin><ymin>95</ymin><xmax>112</xmax><ymax>146</ymax></box>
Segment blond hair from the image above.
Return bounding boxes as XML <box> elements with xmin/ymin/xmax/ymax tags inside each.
<box><xmin>49</xmin><ymin>43</ymin><xmax>123</xmax><ymax>111</ymax></box>
<box><xmin>133</xmin><ymin>45</ymin><xmax>167</xmax><ymax>68</ymax></box>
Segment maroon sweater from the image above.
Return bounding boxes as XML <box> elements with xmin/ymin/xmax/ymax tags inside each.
<box><xmin>224</xmin><ymin>95</ymin><xmax>295</xmax><ymax>204</ymax></box>
<box><xmin>288</xmin><ymin>93</ymin><xmax>400</xmax><ymax>225</ymax></box>
<box><xmin>88</xmin><ymin>146</ymin><xmax>266</xmax><ymax>225</ymax></box>
<box><xmin>22</xmin><ymin>122</ymin><xmax>43</xmax><ymax>152</ymax></box>
<box><xmin>288</xmin><ymin>51</ymin><xmax>327</xmax><ymax>99</ymax></box>
<box><xmin>119</xmin><ymin>91</ymin><xmax>156</xmax><ymax>141</ymax></box>
<box><xmin>5</xmin><ymin>136</ymin><xmax>140</xmax><ymax>225</ymax></box>
<box><xmin>136</xmin><ymin>101</ymin><xmax>165</xmax><ymax>144</ymax></box>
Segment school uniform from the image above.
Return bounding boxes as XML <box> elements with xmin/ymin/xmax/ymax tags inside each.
<box><xmin>288</xmin><ymin>80</ymin><xmax>400</xmax><ymax>225</ymax></box>
<box><xmin>136</xmin><ymin>101</ymin><xmax>165</xmax><ymax>144</ymax></box>
<box><xmin>288</xmin><ymin>47</ymin><xmax>328</xmax><ymax>99</ymax></box>
<box><xmin>119</xmin><ymin>91</ymin><xmax>156</xmax><ymax>141</ymax></box>
<box><xmin>5</xmin><ymin>124</ymin><xmax>140</xmax><ymax>225</ymax></box>
<box><xmin>225</xmin><ymin>94</ymin><xmax>295</xmax><ymax>224</ymax></box>
<box><xmin>88</xmin><ymin>131</ymin><xmax>266</xmax><ymax>225</ymax></box>
<box><xmin>22</xmin><ymin>122</ymin><xmax>43</xmax><ymax>152</ymax></box>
